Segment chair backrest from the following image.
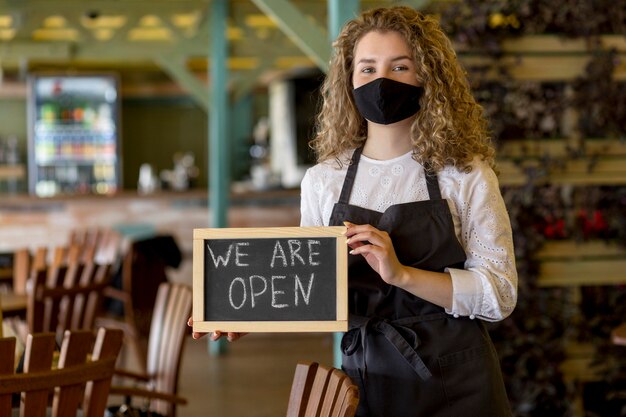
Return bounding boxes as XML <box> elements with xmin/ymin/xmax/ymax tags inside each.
<box><xmin>27</xmin><ymin>244</ymin><xmax>112</xmax><ymax>342</ymax></box>
<box><xmin>0</xmin><ymin>327</ymin><xmax>123</xmax><ymax>417</ymax></box>
<box><xmin>286</xmin><ymin>361</ymin><xmax>359</xmax><ymax>417</ymax></box>
<box><xmin>12</xmin><ymin>246</ymin><xmax>47</xmax><ymax>296</ymax></box>
<box><xmin>144</xmin><ymin>282</ymin><xmax>192</xmax><ymax>417</ymax></box>
<box><xmin>68</xmin><ymin>227</ymin><xmax>121</xmax><ymax>266</ymax></box>
<box><xmin>123</xmin><ymin>235</ymin><xmax>182</xmax><ymax>341</ymax></box>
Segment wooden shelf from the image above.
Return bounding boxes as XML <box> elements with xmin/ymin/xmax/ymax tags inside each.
<box><xmin>457</xmin><ymin>35</ymin><xmax>626</xmax><ymax>54</ymax></box>
<box><xmin>497</xmin><ymin>157</ymin><xmax>626</xmax><ymax>186</ymax></box>
<box><xmin>535</xmin><ymin>241</ymin><xmax>626</xmax><ymax>287</ymax></box>
<box><xmin>560</xmin><ymin>342</ymin><xmax>603</xmax><ymax>383</ymax></box>
<box><xmin>498</xmin><ymin>138</ymin><xmax>626</xmax><ymax>159</ymax></box>
<box><xmin>457</xmin><ymin>35</ymin><xmax>626</xmax><ymax>80</ymax></box>
<box><xmin>495</xmin><ymin>138</ymin><xmax>626</xmax><ymax>186</ymax></box>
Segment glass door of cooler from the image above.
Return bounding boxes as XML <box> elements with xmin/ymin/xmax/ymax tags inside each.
<box><xmin>28</xmin><ymin>74</ymin><xmax>121</xmax><ymax>197</ymax></box>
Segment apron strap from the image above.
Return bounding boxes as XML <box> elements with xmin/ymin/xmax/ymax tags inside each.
<box><xmin>337</xmin><ymin>146</ymin><xmax>364</xmax><ymax>205</ymax></box>
<box><xmin>425</xmin><ymin>168</ymin><xmax>442</xmax><ymax>200</ymax></box>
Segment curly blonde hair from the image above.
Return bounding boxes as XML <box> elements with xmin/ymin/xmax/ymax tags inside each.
<box><xmin>311</xmin><ymin>6</ymin><xmax>495</xmax><ymax>172</ymax></box>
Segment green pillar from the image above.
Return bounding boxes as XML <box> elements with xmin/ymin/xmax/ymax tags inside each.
<box><xmin>208</xmin><ymin>0</ymin><xmax>229</xmax><ymax>355</ymax></box>
<box><xmin>328</xmin><ymin>0</ymin><xmax>360</xmax><ymax>370</ymax></box>
<box><xmin>231</xmin><ymin>95</ymin><xmax>253</xmax><ymax>181</ymax></box>
<box><xmin>328</xmin><ymin>0</ymin><xmax>360</xmax><ymax>42</ymax></box>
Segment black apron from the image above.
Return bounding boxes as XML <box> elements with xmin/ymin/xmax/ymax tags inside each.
<box><xmin>329</xmin><ymin>147</ymin><xmax>511</xmax><ymax>417</ymax></box>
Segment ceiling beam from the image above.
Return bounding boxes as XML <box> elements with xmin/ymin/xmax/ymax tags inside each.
<box><xmin>69</xmin><ymin>40</ymin><xmax>207</xmax><ymax>60</ymax></box>
<box><xmin>249</xmin><ymin>0</ymin><xmax>330</xmax><ymax>73</ymax></box>
<box><xmin>155</xmin><ymin>53</ymin><xmax>209</xmax><ymax>111</ymax></box>
<box><xmin>230</xmin><ymin>32</ymin><xmax>286</xmax><ymax>102</ymax></box>
<box><xmin>0</xmin><ymin>1</ymin><xmax>207</xmax><ymax>14</ymax></box>
<box><xmin>0</xmin><ymin>41</ymin><xmax>71</xmax><ymax>65</ymax></box>
<box><xmin>231</xmin><ymin>60</ymin><xmax>272</xmax><ymax>103</ymax></box>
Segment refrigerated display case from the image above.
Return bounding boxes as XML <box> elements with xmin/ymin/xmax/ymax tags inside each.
<box><xmin>27</xmin><ymin>74</ymin><xmax>121</xmax><ymax>197</ymax></box>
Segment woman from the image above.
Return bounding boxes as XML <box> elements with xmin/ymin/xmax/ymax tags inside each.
<box><xmin>299</xmin><ymin>6</ymin><xmax>517</xmax><ymax>417</ymax></box>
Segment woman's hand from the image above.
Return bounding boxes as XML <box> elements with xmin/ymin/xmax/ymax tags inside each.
<box><xmin>187</xmin><ymin>317</ymin><xmax>247</xmax><ymax>342</ymax></box>
<box><xmin>344</xmin><ymin>221</ymin><xmax>408</xmax><ymax>286</ymax></box>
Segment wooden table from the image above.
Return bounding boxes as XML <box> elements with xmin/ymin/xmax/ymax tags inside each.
<box><xmin>0</xmin><ymin>292</ymin><xmax>27</xmax><ymax>316</ymax></box>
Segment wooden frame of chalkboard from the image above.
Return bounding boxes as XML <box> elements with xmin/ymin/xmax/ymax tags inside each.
<box><xmin>192</xmin><ymin>226</ymin><xmax>348</xmax><ymax>333</ymax></box>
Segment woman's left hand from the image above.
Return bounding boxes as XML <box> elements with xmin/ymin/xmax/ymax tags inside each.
<box><xmin>344</xmin><ymin>221</ymin><xmax>407</xmax><ymax>286</ymax></box>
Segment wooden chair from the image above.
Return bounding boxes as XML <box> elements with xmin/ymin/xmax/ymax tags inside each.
<box><xmin>29</xmin><ymin>244</ymin><xmax>111</xmax><ymax>336</ymax></box>
<box><xmin>6</xmin><ymin>243</ymin><xmax>113</xmax><ymax>347</ymax></box>
<box><xmin>11</xmin><ymin>229</ymin><xmax>116</xmax><ymax>297</ymax></box>
<box><xmin>98</xmin><ymin>234</ymin><xmax>182</xmax><ymax>368</ymax></box>
<box><xmin>68</xmin><ymin>226</ymin><xmax>121</xmax><ymax>266</ymax></box>
<box><xmin>286</xmin><ymin>361</ymin><xmax>359</xmax><ymax>417</ymax></box>
<box><xmin>108</xmin><ymin>282</ymin><xmax>192</xmax><ymax>417</ymax></box>
<box><xmin>0</xmin><ymin>327</ymin><xmax>123</xmax><ymax>417</ymax></box>
<box><xmin>11</xmin><ymin>246</ymin><xmax>47</xmax><ymax>296</ymax></box>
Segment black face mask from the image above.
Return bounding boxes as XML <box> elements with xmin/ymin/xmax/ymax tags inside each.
<box><xmin>353</xmin><ymin>77</ymin><xmax>424</xmax><ymax>125</ymax></box>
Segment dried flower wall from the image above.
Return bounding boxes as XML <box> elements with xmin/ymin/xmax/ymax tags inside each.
<box><xmin>431</xmin><ymin>0</ymin><xmax>626</xmax><ymax>415</ymax></box>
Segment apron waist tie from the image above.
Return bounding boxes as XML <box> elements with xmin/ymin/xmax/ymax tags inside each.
<box><xmin>344</xmin><ymin>313</ymin><xmax>447</xmax><ymax>381</ymax></box>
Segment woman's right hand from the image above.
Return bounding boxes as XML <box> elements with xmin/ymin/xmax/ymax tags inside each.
<box><xmin>186</xmin><ymin>317</ymin><xmax>247</xmax><ymax>342</ymax></box>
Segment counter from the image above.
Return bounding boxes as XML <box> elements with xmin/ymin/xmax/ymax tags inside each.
<box><xmin>0</xmin><ymin>188</ymin><xmax>301</xmax><ymax>254</ymax></box>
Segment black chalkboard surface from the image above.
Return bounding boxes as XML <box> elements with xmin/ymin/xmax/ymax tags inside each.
<box><xmin>192</xmin><ymin>226</ymin><xmax>347</xmax><ymax>332</ymax></box>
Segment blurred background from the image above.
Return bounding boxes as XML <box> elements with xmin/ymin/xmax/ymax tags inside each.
<box><xmin>0</xmin><ymin>0</ymin><xmax>625</xmax><ymax>416</ymax></box>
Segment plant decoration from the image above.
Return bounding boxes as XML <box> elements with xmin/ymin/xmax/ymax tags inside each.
<box><xmin>488</xmin><ymin>185</ymin><xmax>576</xmax><ymax>417</ymax></box>
<box><xmin>491</xmin><ymin>183</ymin><xmax>626</xmax><ymax>416</ymax></box>
<box><xmin>514</xmin><ymin>0</ymin><xmax>625</xmax><ymax>38</ymax></box>
<box><xmin>500</xmin><ymin>184</ymin><xmax>626</xmax><ymax>415</ymax></box>
<box><xmin>435</xmin><ymin>0</ymin><xmax>521</xmax><ymax>53</ymax></box>
<box><xmin>435</xmin><ymin>0</ymin><xmax>626</xmax><ymax>53</ymax></box>
<box><xmin>573</xmin><ymin>186</ymin><xmax>626</xmax><ymax>416</ymax></box>
<box><xmin>473</xmin><ymin>78</ymin><xmax>566</xmax><ymax>142</ymax></box>
<box><xmin>429</xmin><ymin>0</ymin><xmax>626</xmax><ymax>415</ymax></box>
<box><xmin>571</xmin><ymin>48</ymin><xmax>626</xmax><ymax>140</ymax></box>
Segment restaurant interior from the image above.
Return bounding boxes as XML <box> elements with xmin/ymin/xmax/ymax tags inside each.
<box><xmin>1</xmin><ymin>0</ymin><xmax>626</xmax><ymax>416</ymax></box>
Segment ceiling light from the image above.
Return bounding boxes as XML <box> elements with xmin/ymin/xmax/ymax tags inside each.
<box><xmin>244</xmin><ymin>14</ymin><xmax>277</xmax><ymax>28</ymax></box>
<box><xmin>139</xmin><ymin>15</ymin><xmax>162</xmax><ymax>28</ymax></box>
<box><xmin>275</xmin><ymin>56</ymin><xmax>315</xmax><ymax>69</ymax></box>
<box><xmin>43</xmin><ymin>16</ymin><xmax>68</xmax><ymax>28</ymax></box>
<box><xmin>172</xmin><ymin>13</ymin><xmax>199</xmax><ymax>29</ymax></box>
<box><xmin>228</xmin><ymin>57</ymin><xmax>259</xmax><ymax>70</ymax></box>
<box><xmin>0</xmin><ymin>15</ymin><xmax>13</xmax><ymax>28</ymax></box>
<box><xmin>80</xmin><ymin>15</ymin><xmax>126</xmax><ymax>29</ymax></box>
<box><xmin>0</xmin><ymin>29</ymin><xmax>15</xmax><ymax>40</ymax></box>
<box><xmin>128</xmin><ymin>27</ymin><xmax>172</xmax><ymax>41</ymax></box>
<box><xmin>227</xmin><ymin>26</ymin><xmax>244</xmax><ymax>41</ymax></box>
<box><xmin>93</xmin><ymin>28</ymin><xmax>114</xmax><ymax>41</ymax></box>
<box><xmin>32</xmin><ymin>28</ymin><xmax>78</xmax><ymax>41</ymax></box>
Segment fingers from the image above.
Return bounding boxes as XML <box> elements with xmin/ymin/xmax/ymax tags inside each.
<box><xmin>226</xmin><ymin>332</ymin><xmax>248</xmax><ymax>342</ymax></box>
<box><xmin>344</xmin><ymin>221</ymin><xmax>386</xmax><ymax>239</ymax></box>
<box><xmin>344</xmin><ymin>223</ymin><xmax>390</xmax><ymax>250</ymax></box>
<box><xmin>188</xmin><ymin>317</ymin><xmax>207</xmax><ymax>340</ymax></box>
<box><xmin>188</xmin><ymin>317</ymin><xmax>247</xmax><ymax>342</ymax></box>
<box><xmin>210</xmin><ymin>330</ymin><xmax>247</xmax><ymax>342</ymax></box>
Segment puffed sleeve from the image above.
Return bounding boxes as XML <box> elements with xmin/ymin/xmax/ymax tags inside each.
<box><xmin>446</xmin><ymin>161</ymin><xmax>518</xmax><ymax>321</ymax></box>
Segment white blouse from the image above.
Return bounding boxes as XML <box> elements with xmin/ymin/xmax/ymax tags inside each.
<box><xmin>300</xmin><ymin>150</ymin><xmax>517</xmax><ymax>322</ymax></box>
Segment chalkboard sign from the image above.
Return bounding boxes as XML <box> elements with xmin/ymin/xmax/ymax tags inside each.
<box><xmin>192</xmin><ymin>226</ymin><xmax>347</xmax><ymax>333</ymax></box>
